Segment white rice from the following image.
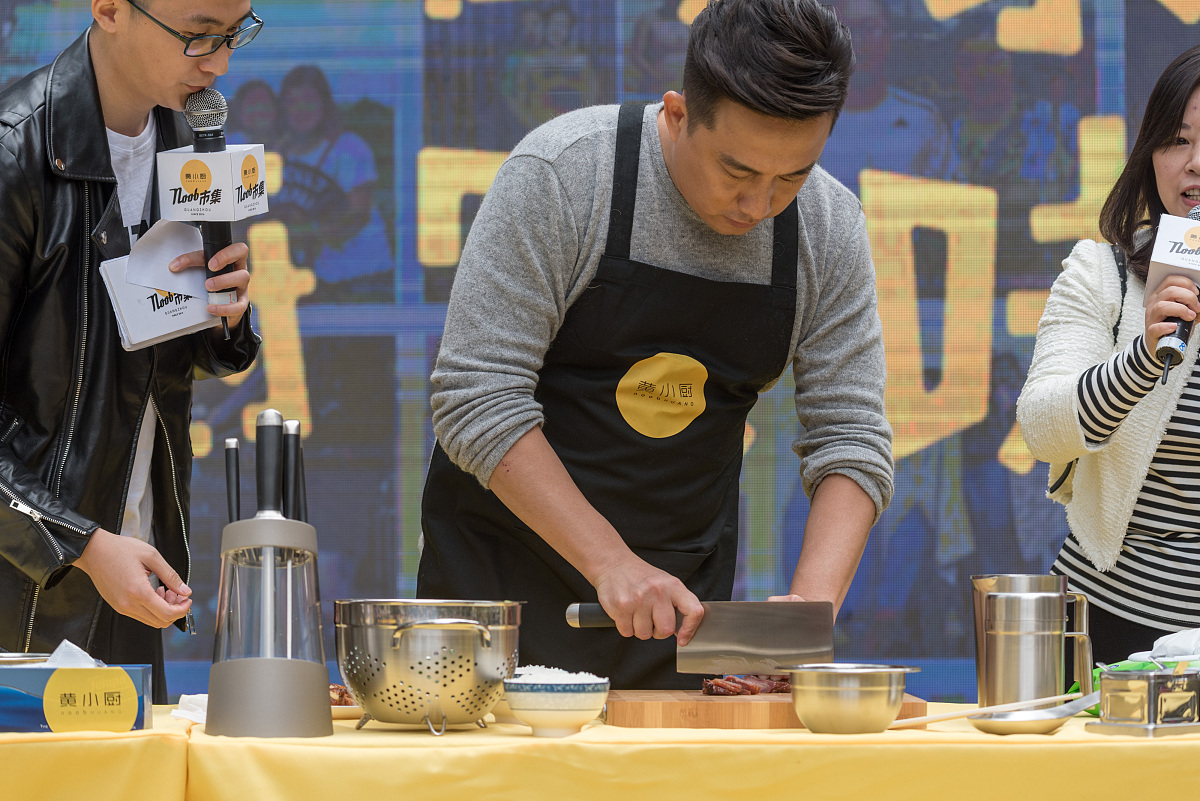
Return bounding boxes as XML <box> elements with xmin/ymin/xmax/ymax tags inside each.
<box><xmin>507</xmin><ymin>664</ymin><xmax>606</xmax><ymax>684</ymax></box>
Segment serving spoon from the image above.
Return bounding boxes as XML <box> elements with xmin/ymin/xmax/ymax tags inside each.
<box><xmin>965</xmin><ymin>690</ymin><xmax>1101</xmax><ymax>735</ymax></box>
<box><xmin>888</xmin><ymin>691</ymin><xmax>1093</xmax><ymax>732</ymax></box>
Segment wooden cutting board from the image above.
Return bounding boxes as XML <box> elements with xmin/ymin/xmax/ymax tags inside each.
<box><xmin>605</xmin><ymin>689</ymin><xmax>926</xmax><ymax>729</ymax></box>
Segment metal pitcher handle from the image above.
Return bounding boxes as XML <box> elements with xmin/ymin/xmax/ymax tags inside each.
<box><xmin>1066</xmin><ymin>593</ymin><xmax>1092</xmax><ymax>695</ymax></box>
<box><xmin>1068</xmin><ymin>592</ymin><xmax>1089</xmax><ymax>635</ymax></box>
<box><xmin>1068</xmin><ymin>631</ymin><xmax>1094</xmax><ymax>695</ymax></box>
<box><xmin>392</xmin><ymin>618</ymin><xmax>492</xmax><ymax>648</ymax></box>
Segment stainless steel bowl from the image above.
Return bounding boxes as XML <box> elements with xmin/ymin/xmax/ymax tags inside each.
<box><xmin>786</xmin><ymin>663</ymin><xmax>920</xmax><ymax>734</ymax></box>
<box><xmin>334</xmin><ymin>599</ymin><xmax>521</xmax><ymax>734</ymax></box>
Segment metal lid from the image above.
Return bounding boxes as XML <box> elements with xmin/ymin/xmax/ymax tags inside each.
<box><xmin>972</xmin><ymin>574</ymin><xmax>1068</xmax><ymax>593</ymax></box>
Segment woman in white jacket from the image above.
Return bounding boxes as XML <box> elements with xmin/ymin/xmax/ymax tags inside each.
<box><xmin>1018</xmin><ymin>46</ymin><xmax>1200</xmax><ymax>664</ymax></box>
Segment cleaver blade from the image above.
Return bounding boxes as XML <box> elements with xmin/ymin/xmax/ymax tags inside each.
<box><xmin>565</xmin><ymin>601</ymin><xmax>834</xmax><ymax>675</ymax></box>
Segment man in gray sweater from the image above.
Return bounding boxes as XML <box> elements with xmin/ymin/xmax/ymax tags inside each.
<box><xmin>419</xmin><ymin>0</ymin><xmax>894</xmax><ymax>689</ymax></box>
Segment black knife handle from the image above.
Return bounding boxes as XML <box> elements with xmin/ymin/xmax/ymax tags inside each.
<box><xmin>282</xmin><ymin>420</ymin><xmax>301</xmax><ymax>520</ymax></box>
<box><xmin>224</xmin><ymin>437</ymin><xmax>240</xmax><ymax>524</ymax></box>
<box><xmin>255</xmin><ymin>409</ymin><xmax>283</xmax><ymax>516</ymax></box>
<box><xmin>566</xmin><ymin>603</ymin><xmax>615</xmax><ymax>628</ymax></box>
<box><xmin>297</xmin><ymin>444</ymin><xmax>308</xmax><ymax>524</ymax></box>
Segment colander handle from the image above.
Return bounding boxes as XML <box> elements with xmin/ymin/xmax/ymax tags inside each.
<box><xmin>392</xmin><ymin>618</ymin><xmax>492</xmax><ymax>648</ymax></box>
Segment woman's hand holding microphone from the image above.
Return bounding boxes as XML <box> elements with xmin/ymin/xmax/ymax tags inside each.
<box><xmin>1146</xmin><ymin>274</ymin><xmax>1200</xmax><ymax>381</ymax></box>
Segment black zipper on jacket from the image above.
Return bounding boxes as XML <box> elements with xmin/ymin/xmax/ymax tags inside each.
<box><xmin>23</xmin><ymin>588</ymin><xmax>37</xmax><ymax>652</ymax></box>
<box><xmin>2</xmin><ymin>483</ymin><xmax>86</xmax><ymax>548</ymax></box>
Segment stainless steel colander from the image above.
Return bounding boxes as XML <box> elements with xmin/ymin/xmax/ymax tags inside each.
<box><xmin>334</xmin><ymin>599</ymin><xmax>520</xmax><ymax>734</ymax></box>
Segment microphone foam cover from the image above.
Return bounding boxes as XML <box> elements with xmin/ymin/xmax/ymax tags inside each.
<box><xmin>185</xmin><ymin>88</ymin><xmax>229</xmax><ymax>131</ymax></box>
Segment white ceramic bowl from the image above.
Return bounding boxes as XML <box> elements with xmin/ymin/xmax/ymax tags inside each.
<box><xmin>501</xmin><ymin>679</ymin><xmax>610</xmax><ymax>737</ymax></box>
<box><xmin>491</xmin><ymin>666</ymin><xmax>551</xmax><ymax>725</ymax></box>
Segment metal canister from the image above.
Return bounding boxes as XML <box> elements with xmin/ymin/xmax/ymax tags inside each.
<box><xmin>1099</xmin><ymin>668</ymin><xmax>1200</xmax><ymax>726</ymax></box>
<box><xmin>972</xmin><ymin>575</ymin><xmax>1092</xmax><ymax>706</ymax></box>
<box><xmin>981</xmin><ymin>591</ymin><xmax>1094</xmax><ymax>707</ymax></box>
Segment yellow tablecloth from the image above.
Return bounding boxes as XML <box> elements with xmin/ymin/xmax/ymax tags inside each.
<box><xmin>9</xmin><ymin>704</ymin><xmax>1200</xmax><ymax>801</ymax></box>
<box><xmin>183</xmin><ymin>704</ymin><xmax>1200</xmax><ymax>801</ymax></box>
<box><xmin>2</xmin><ymin>707</ymin><xmax>191</xmax><ymax>801</ymax></box>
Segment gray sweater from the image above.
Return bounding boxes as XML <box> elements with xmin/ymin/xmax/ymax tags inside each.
<box><xmin>431</xmin><ymin>103</ymin><xmax>894</xmax><ymax>518</ymax></box>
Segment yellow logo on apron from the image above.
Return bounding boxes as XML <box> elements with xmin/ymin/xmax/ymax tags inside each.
<box><xmin>616</xmin><ymin>352</ymin><xmax>707</xmax><ymax>438</ymax></box>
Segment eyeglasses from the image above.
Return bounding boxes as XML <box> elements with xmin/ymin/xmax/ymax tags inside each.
<box><xmin>125</xmin><ymin>0</ymin><xmax>263</xmax><ymax>57</ymax></box>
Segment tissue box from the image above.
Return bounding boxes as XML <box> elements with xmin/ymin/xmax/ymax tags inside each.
<box><xmin>0</xmin><ymin>664</ymin><xmax>152</xmax><ymax>733</ymax></box>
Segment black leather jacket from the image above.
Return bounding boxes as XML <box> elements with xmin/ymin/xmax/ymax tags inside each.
<box><xmin>0</xmin><ymin>31</ymin><xmax>260</xmax><ymax>654</ymax></box>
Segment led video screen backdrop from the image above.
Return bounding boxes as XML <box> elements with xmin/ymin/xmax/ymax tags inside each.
<box><xmin>3</xmin><ymin>0</ymin><xmax>1190</xmax><ymax>700</ymax></box>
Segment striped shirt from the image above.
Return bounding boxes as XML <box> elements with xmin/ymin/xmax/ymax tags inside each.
<box><xmin>1053</xmin><ymin>335</ymin><xmax>1200</xmax><ymax>631</ymax></box>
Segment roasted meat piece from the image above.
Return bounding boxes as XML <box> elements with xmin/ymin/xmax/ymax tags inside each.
<box><xmin>702</xmin><ymin>677</ymin><xmax>747</xmax><ymax>695</ymax></box>
<box><xmin>701</xmin><ymin>675</ymin><xmax>791</xmax><ymax>695</ymax></box>
<box><xmin>329</xmin><ymin>683</ymin><xmax>355</xmax><ymax>706</ymax></box>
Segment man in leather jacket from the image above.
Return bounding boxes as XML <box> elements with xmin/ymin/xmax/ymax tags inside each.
<box><xmin>0</xmin><ymin>0</ymin><xmax>261</xmax><ymax>702</ymax></box>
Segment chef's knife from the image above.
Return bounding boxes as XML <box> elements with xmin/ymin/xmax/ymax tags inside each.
<box><xmin>565</xmin><ymin>601</ymin><xmax>834</xmax><ymax>675</ymax></box>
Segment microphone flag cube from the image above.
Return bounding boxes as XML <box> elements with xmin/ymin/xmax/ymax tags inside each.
<box><xmin>156</xmin><ymin>143</ymin><xmax>268</xmax><ymax>222</ymax></box>
<box><xmin>1144</xmin><ymin>211</ymin><xmax>1200</xmax><ymax>308</ymax></box>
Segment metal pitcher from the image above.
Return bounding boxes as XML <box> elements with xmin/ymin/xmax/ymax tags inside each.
<box><xmin>971</xmin><ymin>574</ymin><xmax>1093</xmax><ymax>706</ymax></box>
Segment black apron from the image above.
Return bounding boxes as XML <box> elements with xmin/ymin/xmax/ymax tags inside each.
<box><xmin>419</xmin><ymin>103</ymin><xmax>799</xmax><ymax>689</ymax></box>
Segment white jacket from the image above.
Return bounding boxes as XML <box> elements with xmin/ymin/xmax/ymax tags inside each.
<box><xmin>1017</xmin><ymin>239</ymin><xmax>1200</xmax><ymax>570</ymax></box>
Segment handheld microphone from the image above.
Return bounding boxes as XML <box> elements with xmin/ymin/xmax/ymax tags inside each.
<box><xmin>184</xmin><ymin>88</ymin><xmax>235</xmax><ymax>340</ymax></box>
<box><xmin>1156</xmin><ymin>204</ymin><xmax>1200</xmax><ymax>383</ymax></box>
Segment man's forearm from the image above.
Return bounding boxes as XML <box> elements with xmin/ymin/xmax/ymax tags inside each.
<box><xmin>486</xmin><ymin>426</ymin><xmax>634</xmax><ymax>583</ymax></box>
<box><xmin>787</xmin><ymin>473</ymin><xmax>874</xmax><ymax>614</ymax></box>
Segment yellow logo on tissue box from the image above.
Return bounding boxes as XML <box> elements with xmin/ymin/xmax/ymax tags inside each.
<box><xmin>42</xmin><ymin>668</ymin><xmax>138</xmax><ymax>732</ymax></box>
